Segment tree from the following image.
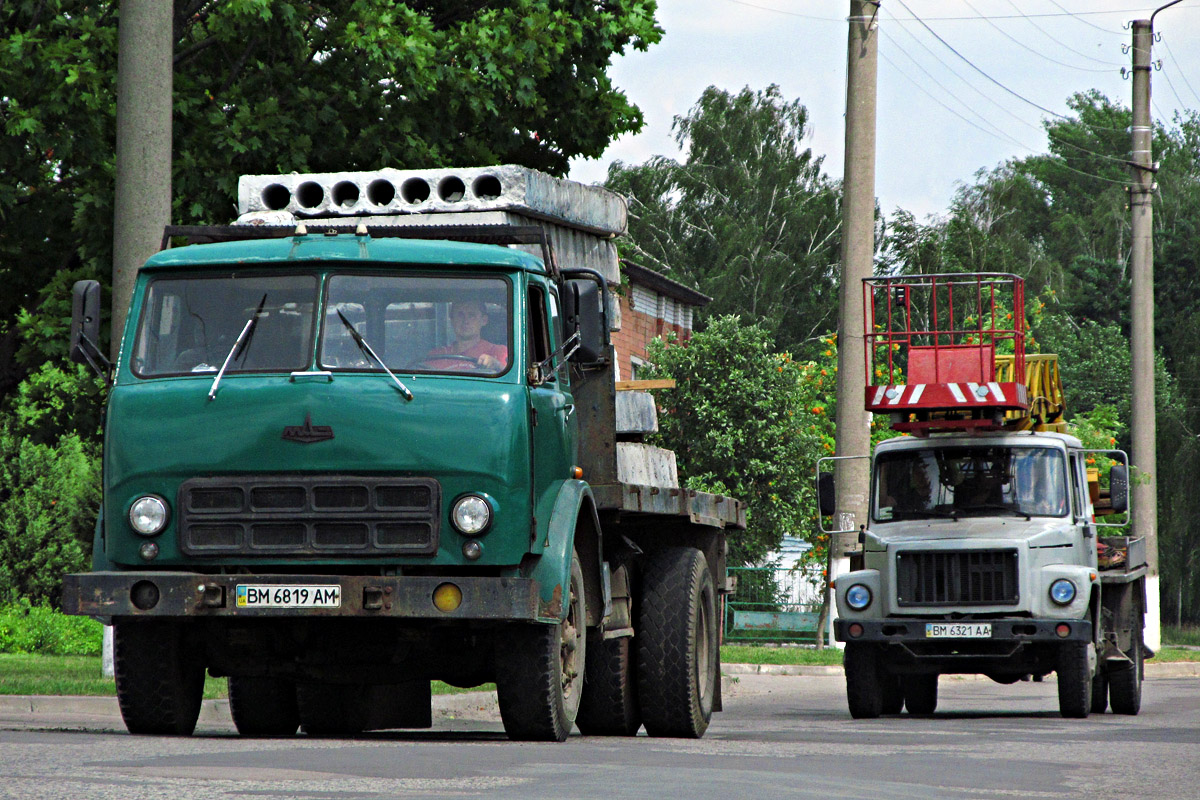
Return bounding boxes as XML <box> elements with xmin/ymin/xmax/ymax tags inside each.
<box><xmin>641</xmin><ymin>316</ymin><xmax>827</xmax><ymax>566</ymax></box>
<box><xmin>607</xmin><ymin>85</ymin><xmax>843</xmax><ymax>353</ymax></box>
<box><xmin>1</xmin><ymin>0</ymin><xmax>663</xmax><ymax>393</ymax></box>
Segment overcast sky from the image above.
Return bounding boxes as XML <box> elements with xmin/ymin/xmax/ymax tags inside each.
<box><xmin>567</xmin><ymin>0</ymin><xmax>1200</xmax><ymax>220</ymax></box>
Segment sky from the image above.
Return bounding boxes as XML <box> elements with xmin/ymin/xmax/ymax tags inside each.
<box><xmin>567</xmin><ymin>0</ymin><xmax>1200</xmax><ymax>220</ymax></box>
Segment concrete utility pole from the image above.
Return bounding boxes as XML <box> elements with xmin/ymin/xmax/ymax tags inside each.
<box><xmin>111</xmin><ymin>0</ymin><xmax>174</xmax><ymax>360</ymax></box>
<box><xmin>833</xmin><ymin>0</ymin><xmax>879</xmax><ymax>558</ymax></box>
<box><xmin>1129</xmin><ymin>13</ymin><xmax>1166</xmax><ymax>653</ymax></box>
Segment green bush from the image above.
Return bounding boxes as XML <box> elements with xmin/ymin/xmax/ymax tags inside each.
<box><xmin>0</xmin><ymin>428</ymin><xmax>100</xmax><ymax>606</ymax></box>
<box><xmin>0</xmin><ymin>602</ymin><xmax>103</xmax><ymax>655</ymax></box>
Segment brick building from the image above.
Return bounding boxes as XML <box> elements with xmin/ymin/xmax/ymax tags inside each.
<box><xmin>610</xmin><ymin>260</ymin><xmax>712</xmax><ymax>381</ymax></box>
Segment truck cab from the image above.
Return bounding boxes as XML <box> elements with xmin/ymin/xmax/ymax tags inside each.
<box><xmin>826</xmin><ymin>273</ymin><xmax>1144</xmax><ymax>719</ymax></box>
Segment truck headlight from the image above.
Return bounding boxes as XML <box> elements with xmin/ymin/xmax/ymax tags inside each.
<box><xmin>1049</xmin><ymin>578</ymin><xmax>1076</xmax><ymax>605</ymax></box>
<box><xmin>846</xmin><ymin>583</ymin><xmax>872</xmax><ymax>610</ymax></box>
<box><xmin>129</xmin><ymin>495</ymin><xmax>169</xmax><ymax>536</ymax></box>
<box><xmin>451</xmin><ymin>494</ymin><xmax>491</xmax><ymax>535</ymax></box>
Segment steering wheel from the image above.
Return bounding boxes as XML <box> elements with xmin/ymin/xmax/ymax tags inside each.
<box><xmin>415</xmin><ymin>354</ymin><xmax>480</xmax><ymax>368</ymax></box>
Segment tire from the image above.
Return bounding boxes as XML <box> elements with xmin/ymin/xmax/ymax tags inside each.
<box><xmin>495</xmin><ymin>550</ymin><xmax>586</xmax><ymax>742</ymax></box>
<box><xmin>228</xmin><ymin>676</ymin><xmax>300</xmax><ymax>736</ymax></box>
<box><xmin>297</xmin><ymin>683</ymin><xmax>368</xmax><ymax>736</ymax></box>
<box><xmin>881</xmin><ymin>672</ymin><xmax>905</xmax><ymax>715</ymax></box>
<box><xmin>576</xmin><ymin>633</ymin><xmax>641</xmax><ymax>736</ymax></box>
<box><xmin>1090</xmin><ymin>669</ymin><xmax>1109</xmax><ymax>715</ymax></box>
<box><xmin>1056</xmin><ymin>641</ymin><xmax>1093</xmax><ymax>719</ymax></box>
<box><xmin>902</xmin><ymin>674</ymin><xmax>938</xmax><ymax>715</ymax></box>
<box><xmin>1109</xmin><ymin>634</ymin><xmax>1143</xmax><ymax>715</ymax></box>
<box><xmin>636</xmin><ymin>547</ymin><xmax>718</xmax><ymax>739</ymax></box>
<box><xmin>113</xmin><ymin>618</ymin><xmax>205</xmax><ymax>736</ymax></box>
<box><xmin>843</xmin><ymin>642</ymin><xmax>884</xmax><ymax>719</ymax></box>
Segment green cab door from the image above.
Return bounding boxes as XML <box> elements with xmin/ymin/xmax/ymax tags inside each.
<box><xmin>527</xmin><ymin>280</ymin><xmax>576</xmax><ymax>550</ymax></box>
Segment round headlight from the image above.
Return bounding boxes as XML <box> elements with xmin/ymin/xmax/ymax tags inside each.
<box><xmin>451</xmin><ymin>495</ymin><xmax>491</xmax><ymax>535</ymax></box>
<box><xmin>129</xmin><ymin>495</ymin><xmax>169</xmax><ymax>536</ymax></box>
<box><xmin>846</xmin><ymin>583</ymin><xmax>873</xmax><ymax>610</ymax></box>
<box><xmin>1049</xmin><ymin>578</ymin><xmax>1077</xmax><ymax>605</ymax></box>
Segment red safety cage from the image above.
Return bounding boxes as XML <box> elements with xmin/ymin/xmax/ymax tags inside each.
<box><xmin>863</xmin><ymin>273</ymin><xmax>1030</xmax><ymax>434</ymax></box>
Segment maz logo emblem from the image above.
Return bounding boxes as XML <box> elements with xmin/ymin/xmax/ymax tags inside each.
<box><xmin>282</xmin><ymin>413</ymin><xmax>334</xmax><ymax>444</ymax></box>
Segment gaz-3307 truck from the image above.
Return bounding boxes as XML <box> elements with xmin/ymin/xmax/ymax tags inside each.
<box><xmin>823</xmin><ymin>273</ymin><xmax>1146</xmax><ymax>719</ymax></box>
<box><xmin>62</xmin><ymin>166</ymin><xmax>744</xmax><ymax>741</ymax></box>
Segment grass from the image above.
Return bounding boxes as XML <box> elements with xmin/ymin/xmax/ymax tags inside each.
<box><xmin>722</xmin><ymin>644</ymin><xmax>844</xmax><ymax>666</ymax></box>
<box><xmin>1162</xmin><ymin>624</ymin><xmax>1200</xmax><ymax>647</ymax></box>
<box><xmin>0</xmin><ymin>654</ymin><xmax>493</xmax><ymax>698</ymax></box>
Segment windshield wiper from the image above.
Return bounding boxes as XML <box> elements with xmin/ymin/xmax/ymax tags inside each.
<box><xmin>208</xmin><ymin>294</ymin><xmax>267</xmax><ymax>401</ymax></box>
<box><xmin>336</xmin><ymin>309</ymin><xmax>414</xmax><ymax>401</ymax></box>
<box><xmin>966</xmin><ymin>503</ymin><xmax>1033</xmax><ymax>521</ymax></box>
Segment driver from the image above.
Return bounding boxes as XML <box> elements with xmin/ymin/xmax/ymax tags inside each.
<box><xmin>425</xmin><ymin>300</ymin><xmax>508</xmax><ymax>371</ymax></box>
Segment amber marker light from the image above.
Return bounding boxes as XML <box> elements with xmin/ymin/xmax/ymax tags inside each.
<box><xmin>572</xmin><ymin>466</ymin><xmax>584</xmax><ymax>479</ymax></box>
<box><xmin>433</xmin><ymin>583</ymin><xmax>463</xmax><ymax>613</ymax></box>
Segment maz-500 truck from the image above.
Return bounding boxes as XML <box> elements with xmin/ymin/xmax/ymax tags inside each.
<box><xmin>62</xmin><ymin>165</ymin><xmax>743</xmax><ymax>741</ymax></box>
<box><xmin>823</xmin><ymin>273</ymin><xmax>1145</xmax><ymax>719</ymax></box>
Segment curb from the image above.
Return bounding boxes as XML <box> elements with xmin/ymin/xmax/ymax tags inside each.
<box><xmin>720</xmin><ymin>661</ymin><xmax>1200</xmax><ymax>678</ymax></box>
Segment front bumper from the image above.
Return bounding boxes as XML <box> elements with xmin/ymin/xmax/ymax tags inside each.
<box><xmin>61</xmin><ymin>572</ymin><xmax>545</xmax><ymax>622</ymax></box>
<box><xmin>835</xmin><ymin>618</ymin><xmax>1092</xmax><ymax>644</ymax></box>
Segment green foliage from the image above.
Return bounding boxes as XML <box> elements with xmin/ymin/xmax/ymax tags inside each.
<box><xmin>0</xmin><ymin>430</ymin><xmax>100</xmax><ymax>607</ymax></box>
<box><xmin>5</xmin><ymin>364</ymin><xmax>107</xmax><ymax>446</ymax></box>
<box><xmin>0</xmin><ymin>601</ymin><xmax>103</xmax><ymax>655</ymax></box>
<box><xmin>641</xmin><ymin>316</ymin><xmax>825</xmax><ymax>565</ymax></box>
<box><xmin>607</xmin><ymin>85</ymin><xmax>842</xmax><ymax>352</ymax></box>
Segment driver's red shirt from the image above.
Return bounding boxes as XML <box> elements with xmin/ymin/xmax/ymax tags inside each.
<box><xmin>427</xmin><ymin>340</ymin><xmax>508</xmax><ymax>370</ymax></box>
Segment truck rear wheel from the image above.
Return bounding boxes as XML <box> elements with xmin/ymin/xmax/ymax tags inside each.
<box><xmin>844</xmin><ymin>643</ymin><xmax>883</xmax><ymax>719</ymax></box>
<box><xmin>636</xmin><ymin>547</ymin><xmax>717</xmax><ymax>738</ymax></box>
<box><xmin>902</xmin><ymin>674</ymin><xmax>938</xmax><ymax>715</ymax></box>
<box><xmin>113</xmin><ymin>619</ymin><xmax>205</xmax><ymax>736</ymax></box>
<box><xmin>576</xmin><ymin>633</ymin><xmax>641</xmax><ymax>736</ymax></box>
<box><xmin>881</xmin><ymin>672</ymin><xmax>904</xmax><ymax>715</ymax></box>
<box><xmin>1109</xmin><ymin>634</ymin><xmax>1143</xmax><ymax>715</ymax></box>
<box><xmin>1056</xmin><ymin>641</ymin><xmax>1093</xmax><ymax>718</ymax></box>
<box><xmin>495</xmin><ymin>550</ymin><xmax>586</xmax><ymax>742</ymax></box>
<box><xmin>1090</xmin><ymin>670</ymin><xmax>1109</xmax><ymax>714</ymax></box>
<box><xmin>228</xmin><ymin>676</ymin><xmax>300</xmax><ymax>736</ymax></box>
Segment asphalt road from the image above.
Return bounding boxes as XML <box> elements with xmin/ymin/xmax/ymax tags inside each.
<box><xmin>2</xmin><ymin>671</ymin><xmax>1199</xmax><ymax>800</ymax></box>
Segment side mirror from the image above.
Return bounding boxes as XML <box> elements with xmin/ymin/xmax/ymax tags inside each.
<box><xmin>1109</xmin><ymin>463</ymin><xmax>1128</xmax><ymax>514</ymax></box>
<box><xmin>563</xmin><ymin>277</ymin><xmax>606</xmax><ymax>364</ymax></box>
<box><xmin>818</xmin><ymin>472</ymin><xmax>836</xmax><ymax>517</ymax></box>
<box><xmin>70</xmin><ymin>280</ymin><xmax>103</xmax><ymax>365</ymax></box>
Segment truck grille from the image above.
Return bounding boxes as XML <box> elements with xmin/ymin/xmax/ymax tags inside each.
<box><xmin>895</xmin><ymin>549</ymin><xmax>1019</xmax><ymax>606</ymax></box>
<box><xmin>178</xmin><ymin>476</ymin><xmax>440</xmax><ymax>557</ymax></box>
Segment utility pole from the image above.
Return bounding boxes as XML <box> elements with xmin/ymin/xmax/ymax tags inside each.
<box><xmin>1129</xmin><ymin>12</ymin><xmax>1167</xmax><ymax>653</ymax></box>
<box><xmin>111</xmin><ymin>0</ymin><xmax>174</xmax><ymax>360</ymax></box>
<box><xmin>103</xmin><ymin>0</ymin><xmax>173</xmax><ymax>675</ymax></box>
<box><xmin>832</xmin><ymin>1</ymin><xmax>879</xmax><ymax>590</ymax></box>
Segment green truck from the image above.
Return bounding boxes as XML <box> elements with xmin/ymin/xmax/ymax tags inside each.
<box><xmin>61</xmin><ymin>166</ymin><xmax>743</xmax><ymax>741</ymax></box>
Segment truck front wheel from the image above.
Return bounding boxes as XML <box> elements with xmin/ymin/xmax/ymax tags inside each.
<box><xmin>843</xmin><ymin>642</ymin><xmax>884</xmax><ymax>719</ymax></box>
<box><xmin>228</xmin><ymin>676</ymin><xmax>300</xmax><ymax>736</ymax></box>
<box><xmin>495</xmin><ymin>550</ymin><xmax>587</xmax><ymax>741</ymax></box>
<box><xmin>636</xmin><ymin>547</ymin><xmax>718</xmax><ymax>738</ymax></box>
<box><xmin>113</xmin><ymin>618</ymin><xmax>205</xmax><ymax>736</ymax></box>
<box><xmin>1056</xmin><ymin>641</ymin><xmax>1094</xmax><ymax>718</ymax></box>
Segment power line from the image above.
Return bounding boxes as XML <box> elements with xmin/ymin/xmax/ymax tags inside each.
<box><xmin>962</xmin><ymin>0</ymin><xmax>1115</xmax><ymax>73</ymax></box>
<box><xmin>1044</xmin><ymin>0</ymin><xmax>1126</xmax><ymax>36</ymax></box>
<box><xmin>891</xmin><ymin>0</ymin><xmax>1069</xmax><ymax>120</ymax></box>
<box><xmin>1161</xmin><ymin>37</ymin><xmax>1200</xmax><ymax>107</ymax></box>
<box><xmin>998</xmin><ymin>0</ymin><xmax>1124</xmax><ymax>67</ymax></box>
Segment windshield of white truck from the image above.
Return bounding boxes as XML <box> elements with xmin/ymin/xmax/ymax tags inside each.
<box><xmin>132</xmin><ymin>274</ymin><xmax>318</xmax><ymax>377</ymax></box>
<box><xmin>874</xmin><ymin>445</ymin><xmax>1068</xmax><ymax>522</ymax></box>
<box><xmin>321</xmin><ymin>274</ymin><xmax>511</xmax><ymax>376</ymax></box>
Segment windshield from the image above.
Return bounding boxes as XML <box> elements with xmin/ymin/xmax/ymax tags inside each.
<box><xmin>132</xmin><ymin>274</ymin><xmax>318</xmax><ymax>377</ymax></box>
<box><xmin>321</xmin><ymin>274</ymin><xmax>511</xmax><ymax>376</ymax></box>
<box><xmin>874</xmin><ymin>445</ymin><xmax>1068</xmax><ymax>521</ymax></box>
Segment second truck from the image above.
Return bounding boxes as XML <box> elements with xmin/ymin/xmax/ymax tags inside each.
<box><xmin>824</xmin><ymin>273</ymin><xmax>1146</xmax><ymax>719</ymax></box>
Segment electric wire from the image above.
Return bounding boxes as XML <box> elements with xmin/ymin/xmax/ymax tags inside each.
<box><xmin>962</xmin><ymin>0</ymin><xmax>1114</xmax><ymax>73</ymax></box>
<box><xmin>1044</xmin><ymin>0</ymin><xmax>1126</xmax><ymax>36</ymax></box>
<box><xmin>1158</xmin><ymin>63</ymin><xmax>1190</xmax><ymax>116</ymax></box>
<box><xmin>998</xmin><ymin>0</ymin><xmax>1125</xmax><ymax>67</ymax></box>
<box><xmin>883</xmin><ymin>14</ymin><xmax>1133</xmax><ymax>167</ymax></box>
<box><xmin>1161</xmin><ymin>37</ymin><xmax>1200</xmax><ymax>107</ymax></box>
